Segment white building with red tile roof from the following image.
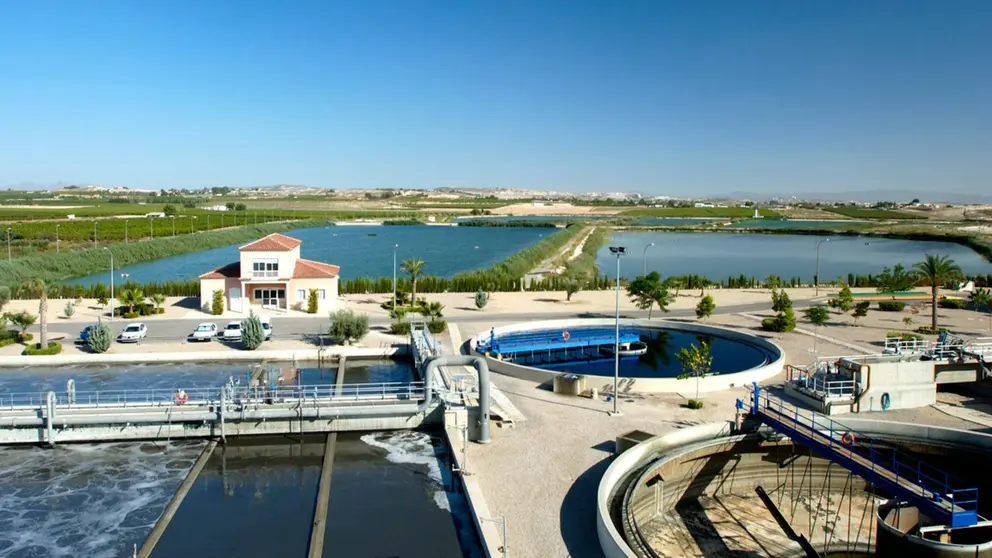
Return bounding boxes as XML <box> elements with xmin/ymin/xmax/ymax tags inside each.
<box><xmin>198</xmin><ymin>233</ymin><xmax>339</xmax><ymax>314</ymax></box>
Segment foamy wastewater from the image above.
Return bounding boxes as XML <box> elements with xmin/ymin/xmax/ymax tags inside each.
<box><xmin>0</xmin><ymin>441</ymin><xmax>204</xmax><ymax>558</ymax></box>
<box><xmin>360</xmin><ymin>430</ymin><xmax>455</xmax><ymax>510</ymax></box>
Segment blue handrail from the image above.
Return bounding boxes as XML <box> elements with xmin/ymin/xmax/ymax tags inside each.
<box><xmin>745</xmin><ymin>383</ymin><xmax>979</xmax><ymax>528</ymax></box>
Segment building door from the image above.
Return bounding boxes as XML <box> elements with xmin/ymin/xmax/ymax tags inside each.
<box><xmin>253</xmin><ymin>288</ymin><xmax>286</xmax><ymax>309</ymax></box>
<box><xmin>229</xmin><ymin>288</ymin><xmax>242</xmax><ymax>313</ymax></box>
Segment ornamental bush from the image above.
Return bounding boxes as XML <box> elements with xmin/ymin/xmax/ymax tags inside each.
<box><xmin>23</xmin><ymin>341</ymin><xmax>62</xmax><ymax>356</ymax></box>
<box><xmin>329</xmin><ymin>309</ymin><xmax>370</xmax><ymax>345</ymax></box>
<box><xmin>474</xmin><ymin>289</ymin><xmax>488</xmax><ymax>309</ymax></box>
<box><xmin>88</xmin><ymin>322</ymin><xmax>113</xmax><ymax>353</ymax></box>
<box><xmin>877</xmin><ymin>301</ymin><xmax>906</xmax><ymax>312</ymax></box>
<box><xmin>211</xmin><ymin>290</ymin><xmax>224</xmax><ymax>315</ymax></box>
<box><xmin>939</xmin><ymin>297</ymin><xmax>968</xmax><ymax>310</ymax></box>
<box><xmin>307</xmin><ymin>289</ymin><xmax>319</xmax><ymax>314</ymax></box>
<box><xmin>241</xmin><ymin>312</ymin><xmax>265</xmax><ymax>350</ymax></box>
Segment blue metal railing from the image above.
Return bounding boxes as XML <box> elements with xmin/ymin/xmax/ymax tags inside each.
<box><xmin>746</xmin><ymin>384</ymin><xmax>979</xmax><ymax>528</ymax></box>
<box><xmin>479</xmin><ymin>327</ymin><xmax>640</xmax><ymax>355</ymax></box>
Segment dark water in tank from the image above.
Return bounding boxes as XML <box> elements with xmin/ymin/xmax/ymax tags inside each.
<box><xmin>522</xmin><ymin>327</ymin><xmax>773</xmax><ymax>378</ymax></box>
<box><xmin>151</xmin><ymin>432</ymin><xmax>479</xmax><ymax>558</ymax></box>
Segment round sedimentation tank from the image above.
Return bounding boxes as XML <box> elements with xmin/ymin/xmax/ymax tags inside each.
<box><xmin>470</xmin><ymin>318</ymin><xmax>785</xmax><ymax>394</ymax></box>
<box><xmin>597</xmin><ymin>420</ymin><xmax>992</xmax><ymax>557</ymax></box>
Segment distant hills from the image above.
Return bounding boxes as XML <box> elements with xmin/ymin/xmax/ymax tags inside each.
<box><xmin>720</xmin><ymin>189</ymin><xmax>992</xmax><ymax>205</ymax></box>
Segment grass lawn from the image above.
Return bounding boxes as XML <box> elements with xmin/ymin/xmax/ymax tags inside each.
<box><xmin>622</xmin><ymin>207</ymin><xmax>780</xmax><ymax>218</ymax></box>
<box><xmin>823</xmin><ymin>207</ymin><xmax>924</xmax><ymax>220</ymax></box>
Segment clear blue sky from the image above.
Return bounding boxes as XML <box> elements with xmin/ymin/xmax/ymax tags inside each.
<box><xmin>1</xmin><ymin>1</ymin><xmax>989</xmax><ymax>194</ymax></box>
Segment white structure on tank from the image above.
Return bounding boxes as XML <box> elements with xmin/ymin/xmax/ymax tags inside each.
<box><xmin>198</xmin><ymin>233</ymin><xmax>339</xmax><ymax>314</ymax></box>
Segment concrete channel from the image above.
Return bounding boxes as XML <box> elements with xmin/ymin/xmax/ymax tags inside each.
<box><xmin>138</xmin><ymin>440</ymin><xmax>218</xmax><ymax>558</ymax></box>
<box><xmin>307</xmin><ymin>356</ymin><xmax>348</xmax><ymax>557</ymax></box>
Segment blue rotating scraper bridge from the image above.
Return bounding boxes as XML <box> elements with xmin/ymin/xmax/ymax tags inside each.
<box><xmin>744</xmin><ymin>384</ymin><xmax>980</xmax><ymax>528</ymax></box>
<box><xmin>478</xmin><ymin>326</ymin><xmax>640</xmax><ymax>363</ymax></box>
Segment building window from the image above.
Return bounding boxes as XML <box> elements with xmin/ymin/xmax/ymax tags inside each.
<box><xmin>253</xmin><ymin>288</ymin><xmax>285</xmax><ymax>306</ymax></box>
<box><xmin>318</xmin><ymin>289</ymin><xmax>326</xmax><ymax>300</ymax></box>
<box><xmin>252</xmin><ymin>259</ymin><xmax>279</xmax><ymax>278</ymax></box>
<box><xmin>297</xmin><ymin>289</ymin><xmax>306</xmax><ymax>301</ymax></box>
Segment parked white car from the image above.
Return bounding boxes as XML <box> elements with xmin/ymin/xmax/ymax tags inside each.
<box><xmin>222</xmin><ymin>321</ymin><xmax>242</xmax><ymax>341</ymax></box>
<box><xmin>188</xmin><ymin>323</ymin><xmax>218</xmax><ymax>342</ymax></box>
<box><xmin>261</xmin><ymin>318</ymin><xmax>272</xmax><ymax>340</ymax></box>
<box><xmin>117</xmin><ymin>323</ymin><xmax>147</xmax><ymax>343</ymax></box>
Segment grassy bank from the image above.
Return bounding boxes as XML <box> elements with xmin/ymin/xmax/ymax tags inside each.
<box><xmin>0</xmin><ymin>219</ymin><xmax>332</xmax><ymax>287</ymax></box>
<box><xmin>822</xmin><ymin>207</ymin><xmax>923</xmax><ymax>220</ymax></box>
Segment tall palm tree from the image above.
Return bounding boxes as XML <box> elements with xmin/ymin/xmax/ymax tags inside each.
<box><xmin>913</xmin><ymin>254</ymin><xmax>962</xmax><ymax>331</ymax></box>
<box><xmin>20</xmin><ymin>279</ymin><xmax>49</xmax><ymax>348</ymax></box>
<box><xmin>400</xmin><ymin>259</ymin><xmax>426</xmax><ymax>307</ymax></box>
<box><xmin>117</xmin><ymin>288</ymin><xmax>145</xmax><ymax>315</ymax></box>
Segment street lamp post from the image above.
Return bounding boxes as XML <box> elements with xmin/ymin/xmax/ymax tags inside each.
<box><xmin>6</xmin><ymin>228</ymin><xmax>10</xmax><ymax>261</ymax></box>
<box><xmin>93</xmin><ymin>221</ymin><xmax>97</xmax><ymax>246</ymax></box>
<box><xmin>190</xmin><ymin>216</ymin><xmax>196</xmax><ymax>234</ymax></box>
<box><xmin>149</xmin><ymin>216</ymin><xmax>154</xmax><ymax>240</ymax></box>
<box><xmin>609</xmin><ymin>246</ymin><xmax>627</xmax><ymax>416</ymax></box>
<box><xmin>103</xmin><ymin>247</ymin><xmax>114</xmax><ymax>321</ymax></box>
<box><xmin>642</xmin><ymin>242</ymin><xmax>655</xmax><ymax>276</ymax></box>
<box><xmin>171</xmin><ymin>216</ymin><xmax>176</xmax><ymax>237</ymax></box>
<box><xmin>814</xmin><ymin>238</ymin><xmax>830</xmax><ymax>296</ymax></box>
<box><xmin>55</xmin><ymin>224</ymin><xmax>60</xmax><ymax>253</ymax></box>
<box><xmin>392</xmin><ymin>244</ymin><xmax>399</xmax><ymax>310</ymax></box>
<box><xmin>124</xmin><ymin>220</ymin><xmax>129</xmax><ymax>244</ymax></box>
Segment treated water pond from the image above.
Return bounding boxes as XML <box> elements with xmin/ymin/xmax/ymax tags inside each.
<box><xmin>68</xmin><ymin>225</ymin><xmax>550</xmax><ymax>285</ymax></box>
<box><xmin>600</xmin><ymin>231</ymin><xmax>992</xmax><ymax>281</ymax></box>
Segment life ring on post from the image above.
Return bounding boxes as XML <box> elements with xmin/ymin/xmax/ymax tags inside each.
<box><xmin>562</xmin><ymin>331</ymin><xmax>571</xmax><ymax>341</ymax></box>
<box><xmin>175</xmin><ymin>391</ymin><xmax>188</xmax><ymax>405</ymax></box>
<box><xmin>841</xmin><ymin>432</ymin><xmax>855</xmax><ymax>447</ymax></box>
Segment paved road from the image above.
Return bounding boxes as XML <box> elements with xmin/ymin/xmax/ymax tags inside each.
<box><xmin>27</xmin><ymin>300</ymin><xmax>798</xmax><ymax>344</ymax></box>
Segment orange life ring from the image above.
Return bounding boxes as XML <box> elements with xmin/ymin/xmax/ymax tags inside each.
<box><xmin>562</xmin><ymin>331</ymin><xmax>571</xmax><ymax>341</ymax></box>
<box><xmin>841</xmin><ymin>432</ymin><xmax>855</xmax><ymax>446</ymax></box>
<box><xmin>175</xmin><ymin>392</ymin><xmax>188</xmax><ymax>405</ymax></box>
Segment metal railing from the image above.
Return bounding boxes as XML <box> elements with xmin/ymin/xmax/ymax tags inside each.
<box><xmin>792</xmin><ymin>375</ymin><xmax>857</xmax><ymax>398</ymax></box>
<box><xmin>0</xmin><ymin>381</ymin><xmax>425</xmax><ymax>411</ymax></box>
<box><xmin>750</xmin><ymin>387</ymin><xmax>979</xmax><ymax>527</ymax></box>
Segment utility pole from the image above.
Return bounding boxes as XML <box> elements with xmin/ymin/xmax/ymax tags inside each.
<box><xmin>93</xmin><ymin>221</ymin><xmax>97</xmax><ymax>247</ymax></box>
<box><xmin>55</xmin><ymin>224</ymin><xmax>60</xmax><ymax>253</ymax></box>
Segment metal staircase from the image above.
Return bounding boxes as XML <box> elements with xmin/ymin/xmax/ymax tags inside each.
<box><xmin>743</xmin><ymin>383</ymin><xmax>979</xmax><ymax>528</ymax></box>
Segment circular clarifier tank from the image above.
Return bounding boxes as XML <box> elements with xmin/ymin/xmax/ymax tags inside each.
<box><xmin>471</xmin><ymin>318</ymin><xmax>785</xmax><ymax>393</ymax></box>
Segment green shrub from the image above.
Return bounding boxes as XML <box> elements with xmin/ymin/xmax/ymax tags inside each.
<box><xmin>886</xmin><ymin>331</ymin><xmax>923</xmax><ymax>341</ymax></box>
<box><xmin>686</xmin><ymin>399</ymin><xmax>704</xmax><ymax>410</ymax></box>
<box><xmin>877</xmin><ymin>301</ymin><xmax>906</xmax><ymax>312</ymax></box>
<box><xmin>23</xmin><ymin>341</ymin><xmax>62</xmax><ymax>356</ymax></box>
<box><xmin>390</xmin><ymin>320</ymin><xmax>412</xmax><ymax>335</ymax></box>
<box><xmin>241</xmin><ymin>312</ymin><xmax>265</xmax><ymax>350</ymax></box>
<box><xmin>97</xmin><ymin>294</ymin><xmax>109</xmax><ymax>306</ymax></box>
<box><xmin>695</xmin><ymin>295</ymin><xmax>715</xmax><ymax>320</ymax></box>
<box><xmin>0</xmin><ymin>286</ymin><xmax>9</xmax><ymax>312</ymax></box>
<box><xmin>211</xmin><ymin>290</ymin><xmax>224</xmax><ymax>315</ymax></box>
<box><xmin>427</xmin><ymin>319</ymin><xmax>447</xmax><ymax>334</ymax></box>
<box><xmin>88</xmin><ymin>322</ymin><xmax>112</xmax><ymax>353</ymax></box>
<box><xmin>307</xmin><ymin>288</ymin><xmax>319</xmax><ymax>314</ymax></box>
<box><xmin>475</xmin><ymin>289</ymin><xmax>488</xmax><ymax>309</ymax></box>
<box><xmin>328</xmin><ymin>309</ymin><xmax>370</xmax><ymax>345</ymax></box>
<box><xmin>917</xmin><ymin>326</ymin><xmax>949</xmax><ymax>335</ymax></box>
<box><xmin>939</xmin><ymin>297</ymin><xmax>967</xmax><ymax>309</ymax></box>
<box><xmin>123</xmin><ymin>312</ymin><xmax>140</xmax><ymax>319</ymax></box>
<box><xmin>64</xmin><ymin>300</ymin><xmax>76</xmax><ymax>318</ymax></box>
<box><xmin>761</xmin><ymin>308</ymin><xmax>797</xmax><ymax>333</ymax></box>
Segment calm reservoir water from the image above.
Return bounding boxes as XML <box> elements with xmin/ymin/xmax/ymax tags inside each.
<box><xmin>69</xmin><ymin>225</ymin><xmax>549</xmax><ymax>286</ymax></box>
<box><xmin>600</xmin><ymin>232</ymin><xmax>992</xmax><ymax>281</ymax></box>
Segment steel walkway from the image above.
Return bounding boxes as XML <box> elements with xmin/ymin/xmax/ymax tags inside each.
<box><xmin>477</xmin><ymin>326</ymin><xmax>640</xmax><ymax>356</ymax></box>
<box><xmin>0</xmin><ymin>381</ymin><xmax>432</xmax><ymax>446</ymax></box>
<box><xmin>744</xmin><ymin>383</ymin><xmax>979</xmax><ymax>528</ymax></box>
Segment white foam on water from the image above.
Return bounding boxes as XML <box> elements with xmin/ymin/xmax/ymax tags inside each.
<box><xmin>360</xmin><ymin>431</ymin><xmax>450</xmax><ymax>511</ymax></box>
<box><xmin>0</xmin><ymin>441</ymin><xmax>204</xmax><ymax>558</ymax></box>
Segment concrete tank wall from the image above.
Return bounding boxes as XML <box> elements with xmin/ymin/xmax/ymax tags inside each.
<box><xmin>857</xmin><ymin>360</ymin><xmax>936</xmax><ymax>412</ymax></box>
<box><xmin>876</xmin><ymin>502</ymin><xmax>992</xmax><ymax>557</ymax></box>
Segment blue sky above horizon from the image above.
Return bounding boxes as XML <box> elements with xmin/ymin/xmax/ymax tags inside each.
<box><xmin>1</xmin><ymin>1</ymin><xmax>990</xmax><ymax>195</ymax></box>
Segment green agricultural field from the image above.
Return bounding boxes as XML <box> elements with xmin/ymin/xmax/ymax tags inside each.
<box><xmin>823</xmin><ymin>207</ymin><xmax>924</xmax><ymax>220</ymax></box>
<box><xmin>622</xmin><ymin>207</ymin><xmax>780</xmax><ymax>218</ymax></box>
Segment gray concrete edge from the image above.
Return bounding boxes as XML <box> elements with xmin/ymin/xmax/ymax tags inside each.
<box><xmin>444</xmin><ymin>408</ymin><xmax>504</xmax><ymax>558</ymax></box>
